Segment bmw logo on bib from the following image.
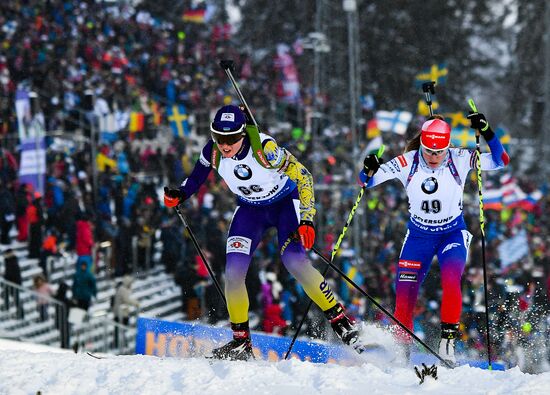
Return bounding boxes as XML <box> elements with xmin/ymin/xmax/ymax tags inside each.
<box><xmin>421</xmin><ymin>177</ymin><xmax>438</xmax><ymax>194</ymax></box>
<box><xmin>234</xmin><ymin>164</ymin><xmax>252</xmax><ymax>180</ymax></box>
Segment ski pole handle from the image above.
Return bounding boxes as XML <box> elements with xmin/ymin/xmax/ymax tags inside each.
<box><xmin>468</xmin><ymin>98</ymin><xmax>478</xmax><ymax>113</ymax></box>
<box><xmin>367</xmin><ymin>145</ymin><xmax>385</xmax><ymax>177</ymax></box>
<box><xmin>468</xmin><ymin>98</ymin><xmax>481</xmax><ymax>137</ymax></box>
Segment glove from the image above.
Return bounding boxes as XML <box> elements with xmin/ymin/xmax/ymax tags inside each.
<box><xmin>163</xmin><ymin>187</ymin><xmax>186</xmax><ymax>208</ymax></box>
<box><xmin>363</xmin><ymin>154</ymin><xmax>381</xmax><ymax>176</ymax></box>
<box><xmin>297</xmin><ymin>220</ymin><xmax>315</xmax><ymax>250</ymax></box>
<box><xmin>467</xmin><ymin>112</ymin><xmax>495</xmax><ymax>140</ymax></box>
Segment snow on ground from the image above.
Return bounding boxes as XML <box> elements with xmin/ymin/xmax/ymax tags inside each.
<box><xmin>0</xmin><ymin>340</ymin><xmax>548</xmax><ymax>395</ymax></box>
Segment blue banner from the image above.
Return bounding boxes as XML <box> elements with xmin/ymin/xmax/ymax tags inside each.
<box><xmin>18</xmin><ymin>137</ymin><xmax>46</xmax><ymax>195</ymax></box>
<box><xmin>135</xmin><ymin>317</ymin><xmax>506</xmax><ymax>370</ymax></box>
<box><xmin>135</xmin><ymin>317</ymin><xmax>358</xmax><ymax>365</ymax></box>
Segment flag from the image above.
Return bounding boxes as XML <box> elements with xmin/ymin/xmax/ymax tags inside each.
<box><xmin>482</xmin><ymin>174</ymin><xmax>542</xmax><ymax>212</ymax></box>
<box><xmin>444</xmin><ymin>112</ymin><xmax>470</xmax><ymax>128</ymax></box>
<box><xmin>497</xmin><ymin>229</ymin><xmax>529</xmax><ymax>268</ymax></box>
<box><xmin>274</xmin><ymin>44</ymin><xmax>301</xmax><ymax>104</ymax></box>
<box><xmin>183</xmin><ymin>9</ymin><xmax>206</xmax><ymax>23</ymax></box>
<box><xmin>18</xmin><ymin>137</ymin><xmax>46</xmax><ymax>195</ymax></box>
<box><xmin>417</xmin><ymin>99</ymin><xmax>439</xmax><ymax>116</ymax></box>
<box><xmin>451</xmin><ymin>126</ymin><xmax>477</xmax><ymax>148</ymax></box>
<box><xmin>167</xmin><ymin>104</ymin><xmax>190</xmax><ymax>137</ymax></box>
<box><xmin>483</xmin><ymin>186</ymin><xmax>504</xmax><ymax>211</ymax></box>
<box><xmin>129</xmin><ymin>112</ymin><xmax>144</xmax><ymax>133</ymax></box>
<box><xmin>343</xmin><ymin>261</ymin><xmax>364</xmax><ymax>289</ymax></box>
<box><xmin>375</xmin><ymin>110</ymin><xmax>412</xmax><ymax>135</ymax></box>
<box><xmin>514</xmin><ymin>189</ymin><xmax>543</xmax><ymax>212</ymax></box>
<box><xmin>15</xmin><ymin>87</ymin><xmax>31</xmax><ymax>140</ymax></box>
<box><xmin>415</xmin><ymin>62</ymin><xmax>448</xmax><ymax>87</ymax></box>
<box><xmin>366</xmin><ymin>119</ymin><xmax>380</xmax><ymax>139</ymax></box>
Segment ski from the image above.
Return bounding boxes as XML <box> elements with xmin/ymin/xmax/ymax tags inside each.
<box><xmin>86</xmin><ymin>352</ymin><xmax>107</xmax><ymax>359</ymax></box>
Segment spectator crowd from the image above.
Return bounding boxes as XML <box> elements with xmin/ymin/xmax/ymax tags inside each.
<box><xmin>0</xmin><ymin>0</ymin><xmax>548</xmax><ymax>372</ymax></box>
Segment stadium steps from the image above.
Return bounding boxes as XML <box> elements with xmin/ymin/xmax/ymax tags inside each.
<box><xmin>1</xmin><ymin>236</ymin><xmax>186</xmax><ymax>353</ymax></box>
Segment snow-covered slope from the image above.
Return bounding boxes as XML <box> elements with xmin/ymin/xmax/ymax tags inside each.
<box><xmin>0</xmin><ymin>342</ymin><xmax>548</xmax><ymax>395</ymax></box>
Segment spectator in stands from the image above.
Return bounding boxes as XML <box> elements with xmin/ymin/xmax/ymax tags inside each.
<box><xmin>54</xmin><ymin>281</ymin><xmax>72</xmax><ymax>349</ymax></box>
<box><xmin>39</xmin><ymin>229</ymin><xmax>58</xmax><ymax>279</ymax></box>
<box><xmin>75</xmin><ymin>212</ymin><xmax>94</xmax><ymax>270</ymax></box>
<box><xmin>262</xmin><ymin>298</ymin><xmax>288</xmax><ymax>336</ymax></box>
<box><xmin>33</xmin><ymin>273</ymin><xmax>53</xmax><ymax>322</ymax></box>
<box><xmin>174</xmin><ymin>261</ymin><xmax>202</xmax><ymax>321</ymax></box>
<box><xmin>3</xmin><ymin>248</ymin><xmax>24</xmax><ymax>319</ymax></box>
<box><xmin>0</xmin><ymin>145</ymin><xmax>17</xmax><ymax>185</ymax></box>
<box><xmin>112</xmin><ymin>275</ymin><xmax>140</xmax><ymax>349</ymax></box>
<box><xmin>14</xmin><ymin>183</ymin><xmax>30</xmax><ymax>242</ymax></box>
<box><xmin>71</xmin><ymin>261</ymin><xmax>97</xmax><ymax>311</ymax></box>
<box><xmin>27</xmin><ymin>192</ymin><xmax>44</xmax><ymax>259</ymax></box>
<box><xmin>0</xmin><ymin>179</ymin><xmax>15</xmax><ymax>245</ymax></box>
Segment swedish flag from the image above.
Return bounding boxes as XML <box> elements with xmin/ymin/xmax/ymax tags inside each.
<box><xmin>167</xmin><ymin>104</ymin><xmax>190</xmax><ymax>137</ymax></box>
<box><xmin>417</xmin><ymin>99</ymin><xmax>439</xmax><ymax>116</ymax></box>
<box><xmin>415</xmin><ymin>63</ymin><xmax>448</xmax><ymax>87</ymax></box>
<box><xmin>451</xmin><ymin>126</ymin><xmax>477</xmax><ymax>148</ymax></box>
<box><xmin>444</xmin><ymin>112</ymin><xmax>470</xmax><ymax>128</ymax></box>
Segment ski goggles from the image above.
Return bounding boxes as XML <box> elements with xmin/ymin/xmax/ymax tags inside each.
<box><xmin>422</xmin><ymin>146</ymin><xmax>447</xmax><ymax>156</ymax></box>
<box><xmin>210</xmin><ymin>123</ymin><xmax>245</xmax><ymax>146</ymax></box>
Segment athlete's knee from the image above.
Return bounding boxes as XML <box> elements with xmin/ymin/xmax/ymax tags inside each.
<box><xmin>225</xmin><ymin>254</ymin><xmax>250</xmax><ymax>284</ymax></box>
<box><xmin>281</xmin><ymin>248</ymin><xmax>308</xmax><ymax>273</ymax></box>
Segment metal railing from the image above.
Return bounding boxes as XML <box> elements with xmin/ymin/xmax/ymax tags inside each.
<box><xmin>73</xmin><ymin>309</ymin><xmax>138</xmax><ymax>355</ymax></box>
<box><xmin>0</xmin><ymin>276</ymin><xmax>139</xmax><ymax>355</ymax></box>
<box><xmin>0</xmin><ymin>277</ymin><xmax>68</xmax><ymax>348</ymax></box>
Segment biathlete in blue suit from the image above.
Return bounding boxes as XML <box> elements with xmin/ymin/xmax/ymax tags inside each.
<box><xmin>165</xmin><ymin>105</ymin><xmax>364</xmax><ymax>360</ymax></box>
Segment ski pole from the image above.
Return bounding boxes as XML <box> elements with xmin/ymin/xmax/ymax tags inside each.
<box><xmin>468</xmin><ymin>98</ymin><xmax>493</xmax><ymax>370</ymax></box>
<box><xmin>219</xmin><ymin>60</ymin><xmax>259</xmax><ymax>129</ymax></box>
<box><xmin>284</xmin><ymin>146</ymin><xmax>385</xmax><ymax>360</ymax></box>
<box><xmin>310</xmin><ymin>245</ymin><xmax>453</xmax><ymax>369</ymax></box>
<box><xmin>422</xmin><ymin>81</ymin><xmax>436</xmax><ymax>117</ymax></box>
<box><xmin>173</xmin><ymin>204</ymin><xmax>227</xmax><ymax>306</ymax></box>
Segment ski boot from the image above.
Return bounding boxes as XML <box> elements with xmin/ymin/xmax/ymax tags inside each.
<box><xmin>438</xmin><ymin>322</ymin><xmax>459</xmax><ymax>368</ymax></box>
<box><xmin>324</xmin><ymin>303</ymin><xmax>364</xmax><ymax>353</ymax></box>
<box><xmin>211</xmin><ymin>321</ymin><xmax>254</xmax><ymax>361</ymax></box>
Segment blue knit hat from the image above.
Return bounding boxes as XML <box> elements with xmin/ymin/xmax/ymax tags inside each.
<box><xmin>210</xmin><ymin>105</ymin><xmax>246</xmax><ymax>135</ymax></box>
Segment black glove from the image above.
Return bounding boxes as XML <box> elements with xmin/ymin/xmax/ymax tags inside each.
<box><xmin>163</xmin><ymin>187</ymin><xmax>186</xmax><ymax>208</ymax></box>
<box><xmin>467</xmin><ymin>112</ymin><xmax>495</xmax><ymax>140</ymax></box>
<box><xmin>363</xmin><ymin>154</ymin><xmax>381</xmax><ymax>176</ymax></box>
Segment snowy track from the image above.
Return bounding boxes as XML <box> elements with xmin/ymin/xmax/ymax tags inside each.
<box><xmin>0</xmin><ymin>349</ymin><xmax>548</xmax><ymax>395</ymax></box>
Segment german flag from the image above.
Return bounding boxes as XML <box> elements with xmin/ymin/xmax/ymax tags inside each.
<box><xmin>183</xmin><ymin>9</ymin><xmax>206</xmax><ymax>24</ymax></box>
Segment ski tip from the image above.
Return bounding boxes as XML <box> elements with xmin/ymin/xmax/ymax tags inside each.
<box><xmin>86</xmin><ymin>352</ymin><xmax>104</xmax><ymax>359</ymax></box>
